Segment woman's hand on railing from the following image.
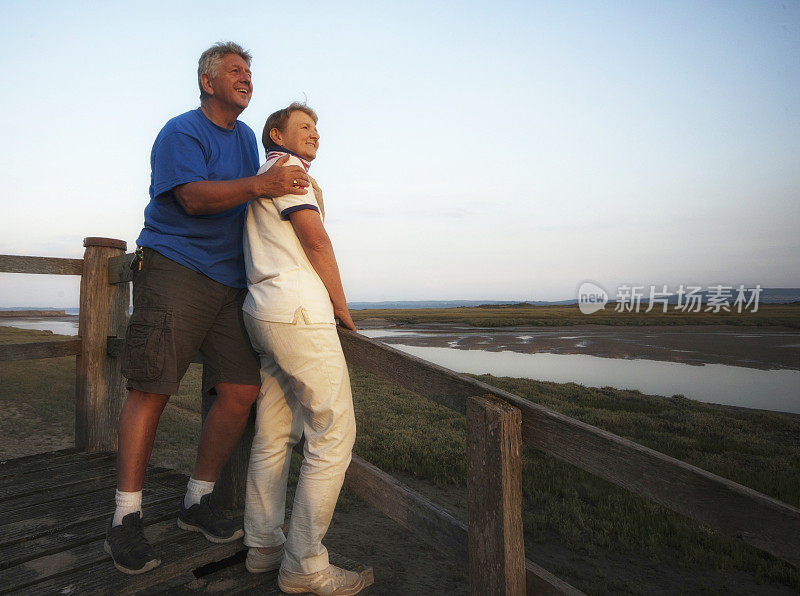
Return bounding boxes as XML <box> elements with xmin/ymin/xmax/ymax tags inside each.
<box><xmin>335</xmin><ymin>307</ymin><xmax>357</xmax><ymax>332</ymax></box>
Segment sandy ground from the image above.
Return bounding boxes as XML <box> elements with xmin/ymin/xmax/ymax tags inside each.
<box><xmin>366</xmin><ymin>324</ymin><xmax>800</xmax><ymax>371</ymax></box>
<box><xmin>0</xmin><ymin>401</ymin><xmax>74</xmax><ymax>459</ymax></box>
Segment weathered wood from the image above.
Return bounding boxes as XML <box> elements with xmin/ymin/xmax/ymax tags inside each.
<box><xmin>0</xmin><ymin>254</ymin><xmax>83</xmax><ymax>275</ymax></box>
<box><xmin>344</xmin><ymin>453</ymin><xmax>468</xmax><ymax>567</ymax></box>
<box><xmin>467</xmin><ymin>395</ymin><xmax>525</xmax><ymax>595</ymax></box>
<box><xmin>0</xmin><ymin>449</ymin><xmax>107</xmax><ymax>480</ymax></box>
<box><xmin>75</xmin><ymin>237</ymin><xmax>129</xmax><ymax>452</ymax></box>
<box><xmin>0</xmin><ymin>518</ymin><xmax>184</xmax><ymax>593</ymax></box>
<box><xmin>107</xmin><ymin>335</ymin><xmax>125</xmax><ymax>357</ymax></box>
<box><xmin>344</xmin><ymin>455</ymin><xmax>580</xmax><ymax>594</ymax></box>
<box><xmin>0</xmin><ymin>452</ymin><xmax>117</xmax><ymax>500</ymax></box>
<box><xmin>338</xmin><ymin>328</ymin><xmax>800</xmax><ymax>568</ymax></box>
<box><xmin>201</xmin><ymin>365</ymin><xmax>255</xmax><ymax>509</ymax></box>
<box><xmin>338</xmin><ymin>327</ymin><xmax>470</xmax><ymax>414</ymax></box>
<box><xmin>0</xmin><ymin>479</ymin><xmax>182</xmax><ymax>571</ymax></box>
<box><xmin>0</xmin><ymin>447</ymin><xmax>78</xmax><ymax>473</ymax></box>
<box><xmin>108</xmin><ymin>251</ymin><xmax>136</xmax><ymax>284</ymax></box>
<box><xmin>0</xmin><ymin>339</ymin><xmax>81</xmax><ymax>362</ymax></box>
<box><xmin>148</xmin><ymin>551</ymin><xmax>374</xmax><ymax>595</ymax></box>
<box><xmin>525</xmin><ymin>560</ymin><xmax>587</xmax><ymax>596</ymax></box>
<box><xmin>0</xmin><ymin>473</ymin><xmax>183</xmax><ymax>547</ymax></box>
<box><xmin>0</xmin><ymin>468</ymin><xmax>182</xmax><ymax>529</ymax></box>
<box><xmin>83</xmin><ymin>236</ymin><xmax>128</xmax><ymax>250</ymax></box>
<box><xmin>0</xmin><ymin>468</ymin><xmax>173</xmax><ymax>515</ymax></box>
<box><xmin>19</xmin><ymin>524</ymin><xmax>244</xmax><ymax>595</ymax></box>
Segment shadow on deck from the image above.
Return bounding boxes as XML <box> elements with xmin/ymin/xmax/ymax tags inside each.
<box><xmin>0</xmin><ymin>449</ymin><xmax>373</xmax><ymax>594</ymax></box>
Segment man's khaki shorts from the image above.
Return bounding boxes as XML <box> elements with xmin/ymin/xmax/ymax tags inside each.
<box><xmin>121</xmin><ymin>248</ymin><xmax>261</xmax><ymax>396</ymax></box>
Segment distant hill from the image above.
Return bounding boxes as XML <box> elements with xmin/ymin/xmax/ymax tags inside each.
<box><xmin>348</xmin><ymin>288</ymin><xmax>800</xmax><ymax>310</ymax></box>
<box><xmin>4</xmin><ymin>288</ymin><xmax>798</xmax><ymax>313</ymax></box>
<box><xmin>635</xmin><ymin>287</ymin><xmax>800</xmax><ymax>305</ymax></box>
<box><xmin>348</xmin><ymin>300</ymin><xmax>576</xmax><ymax>310</ymax></box>
<box><xmin>0</xmin><ymin>310</ymin><xmax>67</xmax><ymax>318</ymax></box>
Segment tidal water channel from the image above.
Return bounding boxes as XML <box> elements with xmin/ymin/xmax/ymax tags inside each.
<box><xmin>3</xmin><ymin>317</ymin><xmax>798</xmax><ymax>414</ymax></box>
<box><xmin>359</xmin><ymin>327</ymin><xmax>800</xmax><ymax>415</ymax></box>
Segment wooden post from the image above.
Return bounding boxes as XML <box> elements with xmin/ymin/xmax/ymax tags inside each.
<box><xmin>75</xmin><ymin>237</ymin><xmax>129</xmax><ymax>452</ymax></box>
<box><xmin>201</xmin><ymin>365</ymin><xmax>255</xmax><ymax>509</ymax></box>
<box><xmin>467</xmin><ymin>394</ymin><xmax>525</xmax><ymax>595</ymax></box>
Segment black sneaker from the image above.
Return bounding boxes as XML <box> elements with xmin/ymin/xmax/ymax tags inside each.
<box><xmin>177</xmin><ymin>494</ymin><xmax>244</xmax><ymax>544</ymax></box>
<box><xmin>104</xmin><ymin>512</ymin><xmax>161</xmax><ymax>575</ymax></box>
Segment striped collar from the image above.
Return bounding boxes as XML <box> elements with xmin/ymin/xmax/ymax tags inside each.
<box><xmin>265</xmin><ymin>145</ymin><xmax>311</xmax><ymax>171</ymax></box>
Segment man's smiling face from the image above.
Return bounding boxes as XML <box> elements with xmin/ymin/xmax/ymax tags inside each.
<box><xmin>205</xmin><ymin>53</ymin><xmax>252</xmax><ymax>112</ymax></box>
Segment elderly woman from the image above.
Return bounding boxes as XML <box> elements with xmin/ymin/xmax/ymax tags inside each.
<box><xmin>241</xmin><ymin>102</ymin><xmax>363</xmax><ymax>596</ymax></box>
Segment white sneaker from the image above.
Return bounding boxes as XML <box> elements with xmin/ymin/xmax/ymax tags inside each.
<box><xmin>278</xmin><ymin>564</ymin><xmax>366</xmax><ymax>595</ymax></box>
<box><xmin>245</xmin><ymin>546</ymin><xmax>284</xmax><ymax>573</ymax></box>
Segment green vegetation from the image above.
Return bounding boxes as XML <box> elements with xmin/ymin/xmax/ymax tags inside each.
<box><xmin>1</xmin><ymin>325</ymin><xmax>798</xmax><ymax>593</ymax></box>
<box><xmin>348</xmin><ymin>368</ymin><xmax>800</xmax><ymax>592</ymax></box>
<box><xmin>351</xmin><ymin>302</ymin><xmax>800</xmax><ymax>328</ymax></box>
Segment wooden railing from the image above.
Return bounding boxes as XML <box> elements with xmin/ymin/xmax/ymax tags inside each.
<box><xmin>1</xmin><ymin>238</ymin><xmax>129</xmax><ymax>452</ymax></box>
<box><xmin>1</xmin><ymin>239</ymin><xmax>799</xmax><ymax>596</ymax></box>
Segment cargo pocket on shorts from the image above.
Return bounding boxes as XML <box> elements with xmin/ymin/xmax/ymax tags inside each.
<box><xmin>121</xmin><ymin>307</ymin><xmax>170</xmax><ymax>382</ymax></box>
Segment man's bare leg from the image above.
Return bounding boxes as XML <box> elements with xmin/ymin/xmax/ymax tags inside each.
<box><xmin>106</xmin><ymin>390</ymin><xmax>169</xmax><ymax>575</ymax></box>
<box><xmin>117</xmin><ymin>389</ymin><xmax>170</xmax><ymax>492</ymax></box>
<box><xmin>176</xmin><ymin>383</ymin><xmax>260</xmax><ymax>543</ymax></box>
<box><xmin>192</xmin><ymin>382</ymin><xmax>260</xmax><ymax>482</ymax></box>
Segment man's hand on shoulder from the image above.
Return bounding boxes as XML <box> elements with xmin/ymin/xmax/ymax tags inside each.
<box><xmin>256</xmin><ymin>155</ymin><xmax>310</xmax><ymax>198</ymax></box>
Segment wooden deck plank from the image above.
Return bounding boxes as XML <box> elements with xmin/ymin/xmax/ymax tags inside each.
<box><xmin>0</xmin><ymin>450</ymin><xmax>377</xmax><ymax>594</ymax></box>
<box><xmin>0</xmin><ymin>451</ymin><xmax>116</xmax><ymax>481</ymax></box>
<box><xmin>0</xmin><ymin>519</ymin><xmax>186</xmax><ymax>593</ymax></box>
<box><xmin>0</xmin><ymin>468</ymin><xmax>175</xmax><ymax>515</ymax></box>
<box><xmin>0</xmin><ymin>470</ymin><xmax>183</xmax><ymax>527</ymax></box>
<box><xmin>0</xmin><ymin>448</ymin><xmax>88</xmax><ymax>479</ymax></box>
<box><xmin>0</xmin><ymin>498</ymin><xmax>183</xmax><ymax>572</ymax></box>
<box><xmin>29</xmin><ymin>530</ymin><xmax>244</xmax><ymax>595</ymax></box>
<box><xmin>0</xmin><ymin>475</ymin><xmax>185</xmax><ymax>547</ymax></box>
<box><xmin>0</xmin><ymin>447</ymin><xmax>78</xmax><ymax>470</ymax></box>
<box><xmin>148</xmin><ymin>551</ymin><xmax>374</xmax><ymax>594</ymax></box>
<box><xmin>0</xmin><ymin>456</ymin><xmax>120</xmax><ymax>502</ymax></box>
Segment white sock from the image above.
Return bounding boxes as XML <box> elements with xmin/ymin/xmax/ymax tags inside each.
<box><xmin>184</xmin><ymin>477</ymin><xmax>215</xmax><ymax>509</ymax></box>
<box><xmin>113</xmin><ymin>490</ymin><xmax>142</xmax><ymax>527</ymax></box>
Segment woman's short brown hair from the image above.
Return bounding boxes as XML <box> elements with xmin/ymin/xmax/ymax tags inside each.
<box><xmin>262</xmin><ymin>102</ymin><xmax>318</xmax><ymax>151</ymax></box>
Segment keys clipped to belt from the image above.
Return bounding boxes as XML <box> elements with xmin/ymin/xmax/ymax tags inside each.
<box><xmin>130</xmin><ymin>247</ymin><xmax>144</xmax><ymax>271</ymax></box>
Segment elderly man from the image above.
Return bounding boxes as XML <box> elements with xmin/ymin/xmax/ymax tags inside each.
<box><xmin>105</xmin><ymin>42</ymin><xmax>309</xmax><ymax>575</ymax></box>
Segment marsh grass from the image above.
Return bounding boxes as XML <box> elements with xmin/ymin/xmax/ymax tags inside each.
<box><xmin>351</xmin><ymin>302</ymin><xmax>800</xmax><ymax>328</ymax></box>
<box><xmin>1</xmin><ymin>326</ymin><xmax>798</xmax><ymax>592</ymax></box>
<box><xmin>348</xmin><ymin>368</ymin><xmax>800</xmax><ymax>591</ymax></box>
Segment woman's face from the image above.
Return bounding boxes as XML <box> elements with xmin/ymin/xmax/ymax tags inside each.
<box><xmin>272</xmin><ymin>110</ymin><xmax>319</xmax><ymax>161</ymax></box>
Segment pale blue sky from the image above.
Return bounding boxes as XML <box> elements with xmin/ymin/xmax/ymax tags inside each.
<box><xmin>1</xmin><ymin>0</ymin><xmax>798</xmax><ymax>306</ymax></box>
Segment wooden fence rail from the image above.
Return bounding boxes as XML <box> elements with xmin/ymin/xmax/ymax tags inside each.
<box><xmin>0</xmin><ymin>339</ymin><xmax>81</xmax><ymax>361</ymax></box>
<box><xmin>336</xmin><ymin>328</ymin><xmax>800</xmax><ymax>570</ymax></box>
<box><xmin>0</xmin><ymin>254</ymin><xmax>83</xmax><ymax>276</ymax></box>
<box><xmin>1</xmin><ymin>239</ymin><xmax>129</xmax><ymax>453</ymax></box>
<box><xmin>2</xmin><ymin>242</ymin><xmax>799</xmax><ymax>594</ymax></box>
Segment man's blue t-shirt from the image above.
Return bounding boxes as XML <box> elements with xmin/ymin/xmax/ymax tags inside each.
<box><xmin>136</xmin><ymin>108</ymin><xmax>259</xmax><ymax>288</ymax></box>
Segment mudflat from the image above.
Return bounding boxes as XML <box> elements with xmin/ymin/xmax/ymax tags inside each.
<box><xmin>367</xmin><ymin>324</ymin><xmax>800</xmax><ymax>371</ymax></box>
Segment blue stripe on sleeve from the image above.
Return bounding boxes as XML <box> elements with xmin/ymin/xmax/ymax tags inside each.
<box><xmin>280</xmin><ymin>204</ymin><xmax>320</xmax><ymax>220</ymax></box>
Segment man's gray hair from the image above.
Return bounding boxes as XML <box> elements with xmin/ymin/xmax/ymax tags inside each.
<box><xmin>197</xmin><ymin>42</ymin><xmax>252</xmax><ymax>99</ymax></box>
